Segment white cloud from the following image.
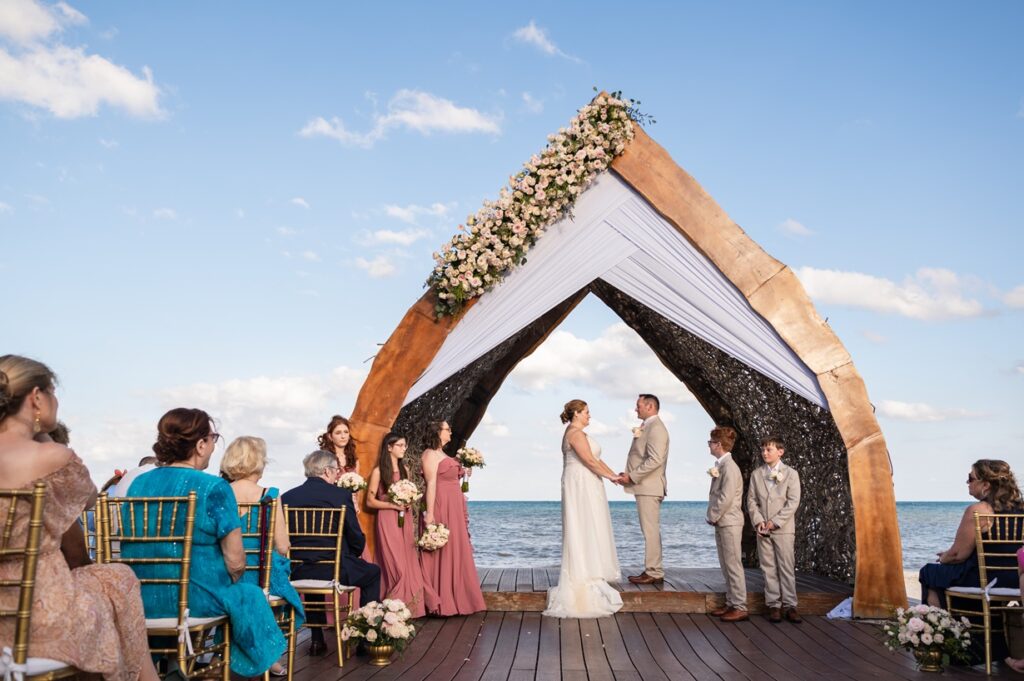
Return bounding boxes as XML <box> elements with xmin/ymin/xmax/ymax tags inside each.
<box><xmin>779</xmin><ymin>218</ymin><xmax>813</xmax><ymax>238</ymax></box>
<box><xmin>384</xmin><ymin>202</ymin><xmax>451</xmax><ymax>224</ymax></box>
<box><xmin>0</xmin><ymin>39</ymin><xmax>162</xmax><ymax>119</ymax></box>
<box><xmin>152</xmin><ymin>207</ymin><xmax>176</xmax><ymax>220</ymax></box>
<box><xmin>276</xmin><ymin>226</ymin><xmax>296</xmax><ymax>236</ymax></box>
<box><xmin>511</xmin><ymin>20</ymin><xmax>582</xmax><ymax>63</ymax></box>
<box><xmin>98</xmin><ymin>137</ymin><xmax>118</xmax><ymax>148</ymax></box>
<box><xmin>355</xmin><ymin>255</ymin><xmax>397</xmax><ymax>278</ymax></box>
<box><xmin>290</xmin><ymin>197</ymin><xmax>310</xmax><ymax>209</ymax></box>
<box><xmin>0</xmin><ymin>201</ymin><xmax>11</xmax><ymax>214</ymax></box>
<box><xmin>1015</xmin><ymin>362</ymin><xmax>1024</xmax><ymax>376</ymax></box>
<box><xmin>481</xmin><ymin>412</ymin><xmax>510</xmax><ymax>438</ymax></box>
<box><xmin>299</xmin><ymin>89</ymin><xmax>501</xmax><ymax>149</ymax></box>
<box><xmin>522</xmin><ymin>91</ymin><xmax>544</xmax><ymax>114</ymax></box>
<box><xmin>876</xmin><ymin>400</ymin><xmax>983</xmax><ymax>422</ymax></box>
<box><xmin>301</xmin><ymin>250</ymin><xmax>320</xmax><ymax>262</ymax></box>
<box><xmin>795</xmin><ymin>266</ymin><xmax>986</xmax><ymax>320</ymax></box>
<box><xmin>0</xmin><ymin>0</ymin><xmax>83</xmax><ymax>45</ymax></box>
<box><xmin>1003</xmin><ymin>285</ymin><xmax>1024</xmax><ymax>308</ymax></box>
<box><xmin>510</xmin><ymin>323</ymin><xmax>696</xmax><ymax>404</ymax></box>
<box><xmin>358</xmin><ymin>228</ymin><xmax>429</xmax><ymax>247</ymax></box>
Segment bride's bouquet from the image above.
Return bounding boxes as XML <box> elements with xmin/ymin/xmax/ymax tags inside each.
<box><xmin>337</xmin><ymin>471</ymin><xmax>368</xmax><ymax>492</ymax></box>
<box><xmin>456</xmin><ymin>446</ymin><xmax>485</xmax><ymax>492</ymax></box>
<box><xmin>417</xmin><ymin>523</ymin><xmax>450</xmax><ymax>551</ymax></box>
<box><xmin>387</xmin><ymin>479</ymin><xmax>422</xmax><ymax>527</ymax></box>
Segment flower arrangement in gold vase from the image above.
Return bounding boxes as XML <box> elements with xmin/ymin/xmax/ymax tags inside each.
<box><xmin>341</xmin><ymin>599</ymin><xmax>416</xmax><ymax>666</ymax></box>
<box><xmin>883</xmin><ymin>604</ymin><xmax>972</xmax><ymax>672</ymax></box>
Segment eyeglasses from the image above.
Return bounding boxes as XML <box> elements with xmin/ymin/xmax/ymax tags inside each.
<box><xmin>207</xmin><ymin>433</ymin><xmax>222</xmax><ymax>444</ymax></box>
<box><xmin>967</xmin><ymin>475</ymin><xmax>979</xmax><ymax>484</ymax></box>
<box><xmin>707</xmin><ymin>440</ymin><xmax>719</xmax><ymax>446</ymax></box>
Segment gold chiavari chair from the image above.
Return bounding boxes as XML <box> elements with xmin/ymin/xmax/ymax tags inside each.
<box><xmin>237</xmin><ymin>498</ymin><xmax>296</xmax><ymax>681</ymax></box>
<box><xmin>946</xmin><ymin>512</ymin><xmax>1024</xmax><ymax>675</ymax></box>
<box><xmin>284</xmin><ymin>505</ymin><xmax>355</xmax><ymax>667</ymax></box>
<box><xmin>0</xmin><ymin>483</ymin><xmax>77</xmax><ymax>681</ymax></box>
<box><xmin>98</xmin><ymin>492</ymin><xmax>230</xmax><ymax>680</ymax></box>
<box><xmin>79</xmin><ymin>509</ymin><xmax>100</xmax><ymax>563</ymax></box>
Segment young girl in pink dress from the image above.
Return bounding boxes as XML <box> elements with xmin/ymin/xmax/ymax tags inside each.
<box><xmin>420</xmin><ymin>421</ymin><xmax>486</xmax><ymax>616</ymax></box>
<box><xmin>365</xmin><ymin>432</ymin><xmax>438</xmax><ymax>618</ymax></box>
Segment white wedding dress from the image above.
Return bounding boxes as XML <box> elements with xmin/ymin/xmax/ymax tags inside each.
<box><xmin>543</xmin><ymin>427</ymin><xmax>623</xmax><ymax>618</ymax></box>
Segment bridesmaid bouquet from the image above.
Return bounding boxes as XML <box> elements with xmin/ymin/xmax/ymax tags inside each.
<box><xmin>388</xmin><ymin>479</ymin><xmax>422</xmax><ymax>527</ymax></box>
<box><xmin>456</xmin><ymin>446</ymin><xmax>485</xmax><ymax>492</ymax></box>
<box><xmin>417</xmin><ymin>523</ymin><xmax>450</xmax><ymax>551</ymax></box>
<box><xmin>337</xmin><ymin>471</ymin><xmax>368</xmax><ymax>492</ymax></box>
<box><xmin>341</xmin><ymin>598</ymin><xmax>417</xmax><ymax>652</ymax></box>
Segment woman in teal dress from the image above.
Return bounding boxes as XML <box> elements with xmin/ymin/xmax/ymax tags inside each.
<box><xmin>220</xmin><ymin>435</ymin><xmax>305</xmax><ymax>676</ymax></box>
<box><xmin>124</xmin><ymin>408</ymin><xmax>285</xmax><ymax>676</ymax></box>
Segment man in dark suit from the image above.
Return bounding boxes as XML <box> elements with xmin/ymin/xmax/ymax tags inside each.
<box><xmin>282</xmin><ymin>450</ymin><xmax>381</xmax><ymax>656</ymax></box>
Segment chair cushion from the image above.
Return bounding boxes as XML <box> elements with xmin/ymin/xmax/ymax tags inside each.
<box><xmin>0</xmin><ymin>657</ymin><xmax>72</xmax><ymax>675</ymax></box>
<box><xmin>947</xmin><ymin>586</ymin><xmax>1020</xmax><ymax>597</ymax></box>
<box><xmin>146</xmin><ymin>615</ymin><xmax>225</xmax><ymax>629</ymax></box>
<box><xmin>289</xmin><ymin>579</ymin><xmax>356</xmax><ymax>591</ymax></box>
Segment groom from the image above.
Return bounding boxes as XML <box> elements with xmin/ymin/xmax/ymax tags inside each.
<box><xmin>618</xmin><ymin>394</ymin><xmax>670</xmax><ymax>585</ymax></box>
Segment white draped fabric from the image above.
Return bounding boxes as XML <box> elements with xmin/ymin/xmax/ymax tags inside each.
<box><xmin>405</xmin><ymin>172</ymin><xmax>827</xmax><ymax>409</ymax></box>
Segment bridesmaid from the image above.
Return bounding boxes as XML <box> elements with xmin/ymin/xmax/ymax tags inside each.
<box><xmin>420</xmin><ymin>421</ymin><xmax>486</xmax><ymax>616</ymax></box>
<box><xmin>318</xmin><ymin>415</ymin><xmax>358</xmax><ymax>474</ymax></box>
<box><xmin>365</xmin><ymin>432</ymin><xmax>439</xmax><ymax>618</ymax></box>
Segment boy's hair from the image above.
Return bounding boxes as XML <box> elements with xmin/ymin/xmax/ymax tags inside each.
<box><xmin>710</xmin><ymin>426</ymin><xmax>737</xmax><ymax>452</ymax></box>
<box><xmin>760</xmin><ymin>435</ymin><xmax>786</xmax><ymax>451</ymax></box>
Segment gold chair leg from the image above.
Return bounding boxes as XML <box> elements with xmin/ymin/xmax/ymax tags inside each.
<box><xmin>223</xmin><ymin>621</ymin><xmax>231</xmax><ymax>681</ymax></box>
<box><xmin>334</xmin><ymin>592</ymin><xmax>344</xmax><ymax>667</ymax></box>
<box><xmin>287</xmin><ymin>607</ymin><xmax>296</xmax><ymax>681</ymax></box>
<box><xmin>983</xmin><ymin>602</ymin><xmax>992</xmax><ymax>676</ymax></box>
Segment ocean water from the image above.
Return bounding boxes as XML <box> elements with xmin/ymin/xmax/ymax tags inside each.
<box><xmin>467</xmin><ymin>500</ymin><xmax>963</xmax><ymax>571</ymax></box>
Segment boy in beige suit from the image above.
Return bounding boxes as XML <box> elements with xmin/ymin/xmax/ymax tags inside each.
<box><xmin>619</xmin><ymin>394</ymin><xmax>670</xmax><ymax>585</ymax></box>
<box><xmin>746</xmin><ymin>435</ymin><xmax>802</xmax><ymax>623</ymax></box>
<box><xmin>705</xmin><ymin>426</ymin><xmax>747</xmax><ymax>622</ymax></box>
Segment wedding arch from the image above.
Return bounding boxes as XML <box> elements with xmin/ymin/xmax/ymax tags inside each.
<box><xmin>349</xmin><ymin>95</ymin><xmax>905</xmax><ymax>617</ymax></box>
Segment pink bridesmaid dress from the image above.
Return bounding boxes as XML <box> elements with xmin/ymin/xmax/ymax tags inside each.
<box><xmin>420</xmin><ymin>457</ymin><xmax>486</xmax><ymax>615</ymax></box>
<box><xmin>374</xmin><ymin>473</ymin><xmax>439</xmax><ymax>618</ymax></box>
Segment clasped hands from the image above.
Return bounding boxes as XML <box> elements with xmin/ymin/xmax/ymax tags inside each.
<box><xmin>756</xmin><ymin>521</ymin><xmax>778</xmax><ymax>536</ymax></box>
<box><xmin>609</xmin><ymin>472</ymin><xmax>631</xmax><ymax>486</ymax></box>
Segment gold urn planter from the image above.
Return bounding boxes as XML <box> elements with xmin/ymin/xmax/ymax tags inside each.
<box><xmin>367</xmin><ymin>643</ymin><xmax>395</xmax><ymax>667</ymax></box>
<box><xmin>913</xmin><ymin>646</ymin><xmax>944</xmax><ymax>673</ymax></box>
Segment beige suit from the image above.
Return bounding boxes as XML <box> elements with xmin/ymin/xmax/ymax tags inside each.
<box><xmin>746</xmin><ymin>462</ymin><xmax>801</xmax><ymax>608</ymax></box>
<box><xmin>707</xmin><ymin>453</ymin><xmax>746</xmax><ymax>610</ymax></box>
<box><xmin>623</xmin><ymin>415</ymin><xmax>669</xmax><ymax>579</ymax></box>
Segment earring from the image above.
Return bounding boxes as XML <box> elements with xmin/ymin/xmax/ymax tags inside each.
<box><xmin>33</xmin><ymin>411</ymin><xmax>41</xmax><ymax>434</ymax></box>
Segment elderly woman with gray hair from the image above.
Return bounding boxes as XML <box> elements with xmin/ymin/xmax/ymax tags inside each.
<box><xmin>281</xmin><ymin>450</ymin><xmax>381</xmax><ymax>657</ymax></box>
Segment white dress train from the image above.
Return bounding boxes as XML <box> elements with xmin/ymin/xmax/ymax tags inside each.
<box><xmin>543</xmin><ymin>428</ymin><xmax>623</xmax><ymax>618</ymax></box>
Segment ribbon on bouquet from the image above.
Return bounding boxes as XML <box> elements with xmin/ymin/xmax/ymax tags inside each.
<box><xmin>1</xmin><ymin>646</ymin><xmax>28</xmax><ymax>681</ymax></box>
<box><xmin>177</xmin><ymin>608</ymin><xmax>195</xmax><ymax>657</ymax></box>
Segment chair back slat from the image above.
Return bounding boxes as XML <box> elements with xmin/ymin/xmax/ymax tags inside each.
<box><xmin>974</xmin><ymin>512</ymin><xmax>1024</xmax><ymax>583</ymax></box>
<box><xmin>283</xmin><ymin>505</ymin><xmax>345</xmax><ymax>584</ymax></box>
<box><xmin>237</xmin><ymin>498</ymin><xmax>278</xmax><ymax>590</ymax></box>
<box><xmin>0</xmin><ymin>482</ymin><xmax>48</xmax><ymax>665</ymax></box>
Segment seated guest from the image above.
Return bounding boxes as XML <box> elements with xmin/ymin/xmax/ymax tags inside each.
<box><xmin>282</xmin><ymin>450</ymin><xmax>381</xmax><ymax>657</ymax></box>
<box><xmin>108</xmin><ymin>455</ymin><xmax>158</xmax><ymax>497</ymax></box>
<box><xmin>0</xmin><ymin>354</ymin><xmax>161</xmax><ymax>681</ymax></box>
<box><xmin>126</xmin><ymin>408</ymin><xmax>285</xmax><ymax>677</ymax></box>
<box><xmin>920</xmin><ymin>459</ymin><xmax>1024</xmax><ymax>607</ymax></box>
<box><xmin>220</xmin><ymin>436</ymin><xmax>306</xmax><ymax>676</ymax></box>
<box><xmin>366</xmin><ymin>432</ymin><xmax>439</xmax><ymax>617</ymax></box>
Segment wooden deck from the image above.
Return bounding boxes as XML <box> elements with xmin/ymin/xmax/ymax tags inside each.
<box><xmin>480</xmin><ymin>567</ymin><xmax>852</xmax><ymax>615</ymax></box>
<box><xmin>289</xmin><ymin>612</ymin><xmax>1004</xmax><ymax>680</ymax></box>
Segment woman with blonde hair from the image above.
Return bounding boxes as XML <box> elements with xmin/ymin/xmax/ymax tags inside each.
<box><xmin>220</xmin><ymin>436</ymin><xmax>305</xmax><ymax>675</ymax></box>
<box><xmin>920</xmin><ymin>459</ymin><xmax>1024</xmax><ymax>607</ymax></box>
<box><xmin>0</xmin><ymin>355</ymin><xmax>161</xmax><ymax>681</ymax></box>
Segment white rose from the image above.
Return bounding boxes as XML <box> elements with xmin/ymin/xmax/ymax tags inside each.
<box><xmin>921</xmin><ymin>633</ymin><xmax>933</xmax><ymax>645</ymax></box>
<box><xmin>366</xmin><ymin>629</ymin><xmax>378</xmax><ymax>642</ymax></box>
<box><xmin>933</xmin><ymin>634</ymin><xmax>944</xmax><ymax>644</ymax></box>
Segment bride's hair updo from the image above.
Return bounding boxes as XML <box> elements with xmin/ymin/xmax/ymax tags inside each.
<box><xmin>560</xmin><ymin>399</ymin><xmax>587</xmax><ymax>424</ymax></box>
<box><xmin>153</xmin><ymin>407</ymin><xmax>214</xmax><ymax>464</ymax></box>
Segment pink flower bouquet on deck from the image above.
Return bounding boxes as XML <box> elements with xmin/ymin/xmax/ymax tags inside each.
<box><xmin>456</xmin><ymin>446</ymin><xmax>485</xmax><ymax>492</ymax></box>
<box><xmin>387</xmin><ymin>479</ymin><xmax>422</xmax><ymax>527</ymax></box>
<box><xmin>341</xmin><ymin>598</ymin><xmax>416</xmax><ymax>652</ymax></box>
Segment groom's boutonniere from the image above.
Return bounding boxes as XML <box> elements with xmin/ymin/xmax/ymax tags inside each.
<box><xmin>707</xmin><ymin>466</ymin><xmax>720</xmax><ymax>478</ymax></box>
<box><xmin>631</xmin><ymin>427</ymin><xmax>643</xmax><ymax>438</ymax></box>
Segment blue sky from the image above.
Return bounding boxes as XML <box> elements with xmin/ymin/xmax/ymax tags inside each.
<box><xmin>2</xmin><ymin>1</ymin><xmax>1022</xmax><ymax>502</ymax></box>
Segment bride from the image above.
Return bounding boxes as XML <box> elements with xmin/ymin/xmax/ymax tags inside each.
<box><xmin>544</xmin><ymin>399</ymin><xmax>624</xmax><ymax>618</ymax></box>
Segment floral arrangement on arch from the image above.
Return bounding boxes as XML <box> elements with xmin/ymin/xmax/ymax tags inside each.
<box><xmin>883</xmin><ymin>604</ymin><xmax>972</xmax><ymax>665</ymax></box>
<box><xmin>456</xmin><ymin>446</ymin><xmax>485</xmax><ymax>492</ymax></box>
<box><xmin>341</xmin><ymin>599</ymin><xmax>416</xmax><ymax>650</ymax></box>
<box><xmin>337</xmin><ymin>471</ymin><xmax>367</xmax><ymax>492</ymax></box>
<box><xmin>387</xmin><ymin>479</ymin><xmax>422</xmax><ymax>527</ymax></box>
<box><xmin>417</xmin><ymin>523</ymin><xmax>450</xmax><ymax>551</ymax></box>
<box><xmin>427</xmin><ymin>91</ymin><xmax>644</xmax><ymax>317</ymax></box>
